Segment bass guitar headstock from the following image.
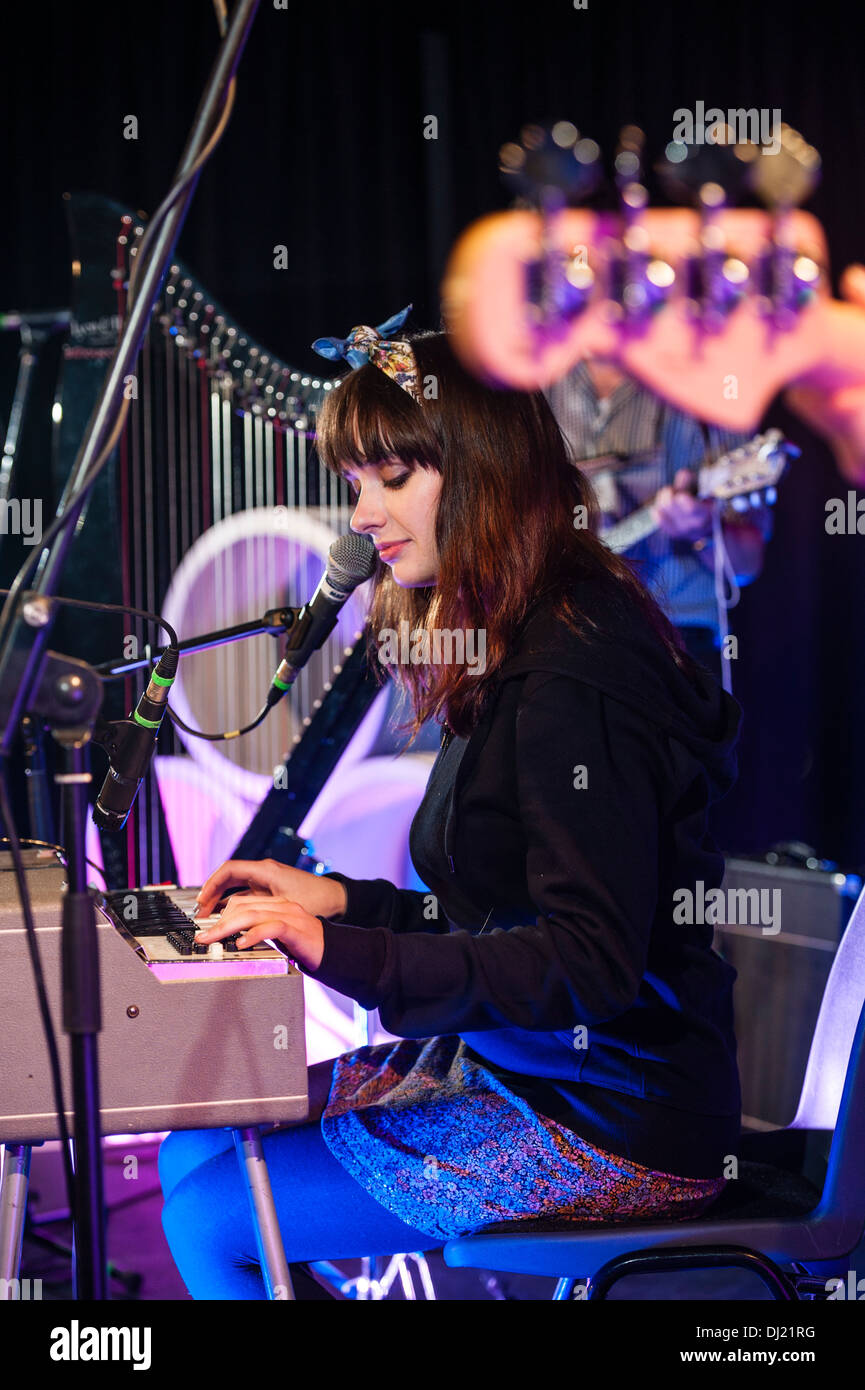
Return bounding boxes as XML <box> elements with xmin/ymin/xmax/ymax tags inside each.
<box><xmin>442</xmin><ymin>121</ymin><xmax>841</xmax><ymax>430</ymax></box>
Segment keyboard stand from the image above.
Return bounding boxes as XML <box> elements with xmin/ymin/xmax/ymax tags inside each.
<box><xmin>233</xmin><ymin>1127</ymin><xmax>294</xmax><ymax>1300</ymax></box>
<box><xmin>0</xmin><ymin>1144</ymin><xmax>32</xmax><ymax>1293</ymax></box>
<box><xmin>1</xmin><ymin>1133</ymin><xmax>296</xmax><ymax>1301</ymax></box>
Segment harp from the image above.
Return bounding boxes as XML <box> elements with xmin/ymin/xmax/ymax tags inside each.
<box><xmin>54</xmin><ymin>193</ymin><xmax>386</xmax><ymax>891</ymax></box>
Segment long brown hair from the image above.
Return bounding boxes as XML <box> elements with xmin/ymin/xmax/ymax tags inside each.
<box><xmin>315</xmin><ymin>330</ymin><xmax>692</xmax><ymax>737</ymax></box>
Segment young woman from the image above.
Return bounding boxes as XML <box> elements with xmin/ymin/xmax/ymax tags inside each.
<box><xmin>159</xmin><ymin>326</ymin><xmax>742</xmax><ymax>1299</ymax></box>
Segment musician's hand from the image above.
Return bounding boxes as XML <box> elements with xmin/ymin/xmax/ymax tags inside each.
<box><xmin>652</xmin><ymin>470</ymin><xmax>714</xmax><ymax>542</ymax></box>
<box><xmin>193</xmin><ymin>894</ymin><xmax>326</xmax><ymax>971</ymax></box>
<box><xmin>195</xmin><ymin>857</ymin><xmax>347</xmax><ymax>922</ymax></box>
<box><xmin>784</xmin><ymin>263</ymin><xmax>865</xmax><ymax>485</ymax></box>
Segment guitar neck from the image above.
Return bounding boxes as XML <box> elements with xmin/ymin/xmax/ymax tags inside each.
<box><xmin>601</xmin><ymin>504</ymin><xmax>659</xmax><ymax>553</ymax></box>
<box><xmin>600</xmin><ymin>458</ymin><xmax>717</xmax><ymax>553</ymax></box>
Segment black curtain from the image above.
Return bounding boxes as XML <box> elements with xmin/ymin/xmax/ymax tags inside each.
<box><xmin>1</xmin><ymin>0</ymin><xmax>863</xmax><ymax>866</ymax></box>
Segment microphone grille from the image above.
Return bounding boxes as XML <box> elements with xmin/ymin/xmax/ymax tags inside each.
<box><xmin>327</xmin><ymin>532</ymin><xmax>378</xmax><ymax>589</ymax></box>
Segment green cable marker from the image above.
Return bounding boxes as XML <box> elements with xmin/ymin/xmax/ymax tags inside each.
<box><xmin>133</xmin><ymin>711</ymin><xmax>163</xmax><ymax>729</ymax></box>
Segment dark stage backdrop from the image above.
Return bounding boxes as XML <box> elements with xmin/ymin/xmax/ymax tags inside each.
<box><xmin>1</xmin><ymin>0</ymin><xmax>863</xmax><ymax>867</ymax></box>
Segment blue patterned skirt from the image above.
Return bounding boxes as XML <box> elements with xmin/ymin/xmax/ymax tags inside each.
<box><xmin>320</xmin><ymin>1034</ymin><xmax>727</xmax><ymax>1243</ymax></box>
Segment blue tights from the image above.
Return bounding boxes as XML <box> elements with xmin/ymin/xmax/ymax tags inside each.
<box><xmin>159</xmin><ymin>1063</ymin><xmax>435</xmax><ymax>1299</ymax></box>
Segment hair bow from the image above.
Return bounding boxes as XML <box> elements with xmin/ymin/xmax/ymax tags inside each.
<box><xmin>312</xmin><ymin>304</ymin><xmax>421</xmax><ymax>403</ymax></box>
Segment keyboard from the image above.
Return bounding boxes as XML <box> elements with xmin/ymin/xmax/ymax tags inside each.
<box><xmin>0</xmin><ymin>860</ymin><xmax>308</xmax><ymax>1140</ymax></box>
<box><xmin>100</xmin><ymin>886</ymin><xmax>289</xmax><ymax>963</ymax></box>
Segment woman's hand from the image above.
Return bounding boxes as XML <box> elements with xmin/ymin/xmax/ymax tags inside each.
<box><xmin>194</xmin><ymin>857</ymin><xmax>347</xmax><ymax>921</ymax></box>
<box><xmin>193</xmin><ymin>892</ymin><xmax>326</xmax><ymax>972</ymax></box>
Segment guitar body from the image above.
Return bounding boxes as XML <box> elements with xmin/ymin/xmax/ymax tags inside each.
<box><xmin>443</xmin><ymin>207</ymin><xmax>843</xmax><ymax>430</ymax></box>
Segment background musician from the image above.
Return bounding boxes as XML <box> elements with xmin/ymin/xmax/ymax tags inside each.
<box><xmin>546</xmin><ymin>358</ymin><xmax>773</xmax><ymax>676</ymax></box>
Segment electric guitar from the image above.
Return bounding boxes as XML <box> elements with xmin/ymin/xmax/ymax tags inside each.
<box><xmin>598</xmin><ymin>429</ymin><xmax>797</xmax><ymax>552</ymax></box>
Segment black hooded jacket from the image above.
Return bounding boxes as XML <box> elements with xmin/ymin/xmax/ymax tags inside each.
<box><xmin>309</xmin><ymin>575</ymin><xmax>743</xmax><ymax>1179</ymax></box>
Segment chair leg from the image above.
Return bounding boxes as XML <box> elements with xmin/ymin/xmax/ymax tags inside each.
<box><xmin>553</xmin><ymin>1277</ymin><xmax>580</xmax><ymax>1300</ymax></box>
<box><xmin>0</xmin><ymin>1145</ymin><xmax>31</xmax><ymax>1289</ymax></box>
<box><xmin>587</xmin><ymin>1244</ymin><xmax>800</xmax><ymax>1301</ymax></box>
<box><xmin>232</xmin><ymin>1127</ymin><xmax>295</xmax><ymax>1301</ymax></box>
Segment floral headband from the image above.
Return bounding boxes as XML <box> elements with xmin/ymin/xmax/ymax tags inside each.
<box><xmin>311</xmin><ymin>304</ymin><xmax>421</xmax><ymax>403</ymax></box>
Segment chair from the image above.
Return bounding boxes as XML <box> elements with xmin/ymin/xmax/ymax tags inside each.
<box><xmin>443</xmin><ymin>883</ymin><xmax>865</xmax><ymax>1300</ymax></box>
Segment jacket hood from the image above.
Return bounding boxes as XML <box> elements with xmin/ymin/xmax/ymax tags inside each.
<box><xmin>494</xmin><ymin>576</ymin><xmax>742</xmax><ymax>800</ymax></box>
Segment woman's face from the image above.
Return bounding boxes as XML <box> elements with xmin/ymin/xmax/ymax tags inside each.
<box><xmin>344</xmin><ymin>459</ymin><xmax>442</xmax><ymax>587</ymax></box>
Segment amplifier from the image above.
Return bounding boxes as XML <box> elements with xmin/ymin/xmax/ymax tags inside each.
<box><xmin>712</xmin><ymin>856</ymin><xmax>861</xmax><ymax>1129</ymax></box>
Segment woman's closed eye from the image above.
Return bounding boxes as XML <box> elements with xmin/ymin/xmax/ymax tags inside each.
<box><xmin>341</xmin><ymin>472</ymin><xmax>409</xmax><ymax>496</ymax></box>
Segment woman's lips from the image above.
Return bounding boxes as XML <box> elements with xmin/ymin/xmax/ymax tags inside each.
<box><xmin>377</xmin><ymin>540</ymin><xmax>409</xmax><ymax>563</ymax></box>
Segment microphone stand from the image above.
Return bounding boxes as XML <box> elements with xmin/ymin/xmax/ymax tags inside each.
<box><xmin>0</xmin><ymin>0</ymin><xmax>261</xmax><ymax>1299</ymax></box>
<box><xmin>92</xmin><ymin>606</ymin><xmax>301</xmax><ymax>679</ymax></box>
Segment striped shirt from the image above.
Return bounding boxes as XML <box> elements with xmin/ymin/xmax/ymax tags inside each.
<box><xmin>546</xmin><ymin>361</ymin><xmax>773</xmax><ymax>635</ymax></box>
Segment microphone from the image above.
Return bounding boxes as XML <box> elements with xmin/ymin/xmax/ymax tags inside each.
<box><xmin>93</xmin><ymin>646</ymin><xmax>180</xmax><ymax>831</ymax></box>
<box><xmin>266</xmin><ymin>533</ymin><xmax>377</xmax><ymax>707</ymax></box>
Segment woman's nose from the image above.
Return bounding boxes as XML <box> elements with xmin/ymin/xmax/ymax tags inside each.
<box><xmin>350</xmin><ymin>489</ymin><xmax>386</xmax><ymax>534</ymax></box>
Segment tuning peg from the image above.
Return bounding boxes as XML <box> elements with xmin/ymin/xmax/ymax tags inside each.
<box><xmin>499</xmin><ymin>122</ymin><xmax>603</xmax><ymax>332</ymax></box>
<box><xmin>655</xmin><ymin>133</ymin><xmax>752</xmax><ymax>208</ymax></box>
<box><xmin>655</xmin><ymin>131</ymin><xmax>757</xmax><ymax>330</ymax></box>
<box><xmin>741</xmin><ymin>126</ymin><xmax>824</xmax><ymax>325</ymax></box>
<box><xmin>614</xmin><ymin>124</ymin><xmax>647</xmax><ymax>193</ymax></box>
<box><xmin>610</xmin><ymin>126</ymin><xmax>676</xmax><ymax>327</ymax></box>
<box><xmin>499</xmin><ymin>121</ymin><xmax>603</xmax><ymax>211</ymax></box>
<box><xmin>743</xmin><ymin>124</ymin><xmax>821</xmax><ymax>210</ymax></box>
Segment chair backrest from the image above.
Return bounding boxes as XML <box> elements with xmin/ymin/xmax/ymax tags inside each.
<box><xmin>793</xmin><ymin>880</ymin><xmax>865</xmax><ymax>1131</ymax></box>
<box><xmin>812</xmin><ymin>995</ymin><xmax>865</xmax><ymax>1237</ymax></box>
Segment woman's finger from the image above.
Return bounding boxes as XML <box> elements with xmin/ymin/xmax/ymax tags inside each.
<box><xmin>196</xmin><ymin>859</ymin><xmax>279</xmax><ymax>914</ymax></box>
<box><xmin>219</xmin><ymin>893</ymin><xmax>286</xmax><ymax>915</ymax></box>
<box><xmin>194</xmin><ymin>901</ymin><xmax>308</xmax><ymax>942</ymax></box>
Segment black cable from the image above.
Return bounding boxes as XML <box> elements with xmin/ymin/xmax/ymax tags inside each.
<box><xmin>167</xmin><ymin>702</ymin><xmax>271</xmax><ymax>742</ymax></box>
<box><xmin>44</xmin><ymin>594</ymin><xmax>270</xmax><ymax>740</ymax></box>
<box><xmin>85</xmin><ymin>857</ymin><xmax>108</xmax><ymax>887</ymax></box>
<box><xmin>12</xmin><ymin>591</ymin><xmax>177</xmax><ymax>653</ymax></box>
<box><xmin>4</xmin><ymin>587</ymin><xmax>272</xmax><ymax>743</ymax></box>
<box><xmin>0</xmin><ymin>767</ymin><xmax>75</xmax><ymax>1216</ymax></box>
<box><xmin>0</xmin><ymin>589</ymin><xmax>178</xmax><ymax>653</ymax></box>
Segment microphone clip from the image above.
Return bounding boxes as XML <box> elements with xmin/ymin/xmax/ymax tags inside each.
<box><xmin>91</xmin><ymin>715</ymin><xmax>156</xmax><ymax>780</ymax></box>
